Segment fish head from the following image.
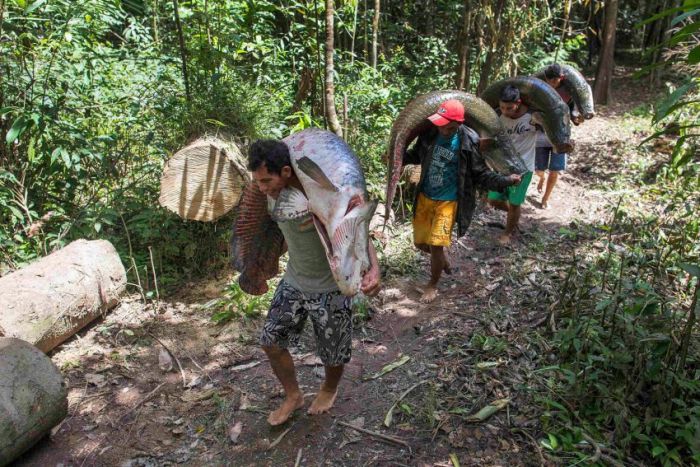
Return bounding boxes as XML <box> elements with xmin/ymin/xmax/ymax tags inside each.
<box><xmin>312</xmin><ymin>193</ymin><xmax>377</xmax><ymax>296</ymax></box>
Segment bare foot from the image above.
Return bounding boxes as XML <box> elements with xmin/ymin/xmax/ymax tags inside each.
<box><xmin>420</xmin><ymin>285</ymin><xmax>438</xmax><ymax>303</ymax></box>
<box><xmin>267</xmin><ymin>392</ymin><xmax>305</xmax><ymax>426</ymax></box>
<box><xmin>308</xmin><ymin>388</ymin><xmax>337</xmax><ymax>415</ymax></box>
<box><xmin>541</xmin><ymin>198</ymin><xmax>550</xmax><ymax>209</ymax></box>
<box><xmin>497</xmin><ymin>233</ymin><xmax>512</xmax><ymax>245</ymax></box>
<box><xmin>537</xmin><ymin>177</ymin><xmax>544</xmax><ymax>193</ymax></box>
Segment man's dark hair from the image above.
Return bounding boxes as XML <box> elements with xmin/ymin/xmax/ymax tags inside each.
<box><xmin>499</xmin><ymin>85</ymin><xmax>521</xmax><ymax>103</ymax></box>
<box><xmin>247</xmin><ymin>139</ymin><xmax>291</xmax><ymax>175</ymax></box>
<box><xmin>544</xmin><ymin>63</ymin><xmax>563</xmax><ymax>79</ymax></box>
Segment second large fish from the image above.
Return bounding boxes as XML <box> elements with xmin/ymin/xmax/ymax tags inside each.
<box><xmin>385</xmin><ymin>90</ymin><xmax>527</xmax><ymax>222</ymax></box>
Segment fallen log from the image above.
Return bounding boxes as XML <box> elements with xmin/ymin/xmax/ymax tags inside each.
<box><xmin>0</xmin><ymin>239</ymin><xmax>126</xmax><ymax>353</ymax></box>
<box><xmin>159</xmin><ymin>137</ymin><xmax>250</xmax><ymax>221</ymax></box>
<box><xmin>0</xmin><ymin>337</ymin><xmax>68</xmax><ymax>466</ymax></box>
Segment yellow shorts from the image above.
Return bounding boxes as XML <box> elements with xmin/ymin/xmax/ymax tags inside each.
<box><xmin>413</xmin><ymin>193</ymin><xmax>458</xmax><ymax>247</ymax></box>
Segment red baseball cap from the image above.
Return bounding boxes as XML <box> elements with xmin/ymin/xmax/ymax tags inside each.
<box><xmin>428</xmin><ymin>99</ymin><xmax>465</xmax><ymax>126</ymax></box>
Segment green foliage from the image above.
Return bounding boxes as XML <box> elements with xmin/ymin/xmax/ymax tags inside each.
<box><xmin>210</xmin><ymin>280</ymin><xmax>276</xmax><ymax>324</ymax></box>
<box><xmin>535</xmin><ymin>179</ymin><xmax>700</xmax><ymax>464</ymax></box>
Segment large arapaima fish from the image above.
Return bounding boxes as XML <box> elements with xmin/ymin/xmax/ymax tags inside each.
<box><xmin>385</xmin><ymin>90</ymin><xmax>527</xmax><ymax>223</ymax></box>
<box><xmin>480</xmin><ymin>76</ymin><xmax>574</xmax><ymax>155</ymax></box>
<box><xmin>534</xmin><ymin>64</ymin><xmax>595</xmax><ymax>120</ymax></box>
<box><xmin>231</xmin><ymin>128</ymin><xmax>376</xmax><ymax>297</ymax></box>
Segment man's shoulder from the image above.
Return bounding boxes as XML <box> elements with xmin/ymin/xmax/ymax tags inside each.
<box><xmin>458</xmin><ymin>125</ymin><xmax>479</xmax><ymax>147</ymax></box>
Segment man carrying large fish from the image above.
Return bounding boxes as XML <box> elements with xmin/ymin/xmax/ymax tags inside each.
<box><xmin>534</xmin><ymin>63</ymin><xmax>594</xmax><ymax>209</ymax></box>
<box><xmin>403</xmin><ymin>99</ymin><xmax>522</xmax><ymax>302</ymax></box>
<box><xmin>233</xmin><ymin>131</ymin><xmax>380</xmax><ymax>425</ymax></box>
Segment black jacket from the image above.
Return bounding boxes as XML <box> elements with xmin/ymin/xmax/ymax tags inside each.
<box><xmin>403</xmin><ymin>125</ymin><xmax>513</xmax><ymax>237</ymax></box>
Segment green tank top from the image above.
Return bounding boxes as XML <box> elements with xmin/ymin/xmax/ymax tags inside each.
<box><xmin>268</xmin><ymin>197</ymin><xmax>338</xmax><ymax>293</ymax></box>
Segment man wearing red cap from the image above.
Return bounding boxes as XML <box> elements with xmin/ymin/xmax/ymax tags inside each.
<box><xmin>403</xmin><ymin>99</ymin><xmax>521</xmax><ymax>302</ymax></box>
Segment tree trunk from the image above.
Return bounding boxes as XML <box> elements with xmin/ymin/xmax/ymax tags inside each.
<box><xmin>593</xmin><ymin>0</ymin><xmax>619</xmax><ymax>104</ymax></box>
<box><xmin>554</xmin><ymin>0</ymin><xmax>572</xmax><ymax>62</ymax></box>
<box><xmin>172</xmin><ymin>0</ymin><xmax>191</xmax><ymax>102</ymax></box>
<box><xmin>325</xmin><ymin>0</ymin><xmax>343</xmax><ymax>136</ymax></box>
<box><xmin>152</xmin><ymin>0</ymin><xmax>159</xmax><ymax>45</ymax></box>
<box><xmin>0</xmin><ymin>240</ymin><xmax>127</xmax><ymax>353</ymax></box>
<box><xmin>455</xmin><ymin>0</ymin><xmax>472</xmax><ymax>90</ymax></box>
<box><xmin>371</xmin><ymin>0</ymin><xmax>380</xmax><ymax>68</ymax></box>
<box><xmin>0</xmin><ymin>338</ymin><xmax>68</xmax><ymax>465</ymax></box>
<box><xmin>350</xmin><ymin>0</ymin><xmax>359</xmax><ymax>64</ymax></box>
<box><xmin>476</xmin><ymin>0</ymin><xmax>506</xmax><ymax>94</ymax></box>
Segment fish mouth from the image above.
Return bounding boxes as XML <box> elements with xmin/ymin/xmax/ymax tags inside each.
<box><xmin>584</xmin><ymin>112</ymin><xmax>595</xmax><ymax>119</ymax></box>
<box><xmin>312</xmin><ymin>214</ymin><xmax>335</xmax><ymax>259</ymax></box>
<box><xmin>312</xmin><ymin>202</ymin><xmax>376</xmax><ymax>296</ymax></box>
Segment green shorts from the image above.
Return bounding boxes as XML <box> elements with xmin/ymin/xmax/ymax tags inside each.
<box><xmin>487</xmin><ymin>171</ymin><xmax>533</xmax><ymax>206</ymax></box>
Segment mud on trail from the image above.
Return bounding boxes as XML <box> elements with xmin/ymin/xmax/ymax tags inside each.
<box><xmin>16</xmin><ymin>69</ymin><xmax>668</xmax><ymax>466</ymax></box>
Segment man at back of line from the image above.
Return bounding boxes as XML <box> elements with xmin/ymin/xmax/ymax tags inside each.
<box><xmin>536</xmin><ymin>63</ymin><xmax>583</xmax><ymax>209</ymax></box>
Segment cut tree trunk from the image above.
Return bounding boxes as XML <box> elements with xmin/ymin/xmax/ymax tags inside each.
<box><xmin>159</xmin><ymin>137</ymin><xmax>249</xmax><ymax>221</ymax></box>
<box><xmin>0</xmin><ymin>239</ymin><xmax>126</xmax><ymax>353</ymax></box>
<box><xmin>0</xmin><ymin>337</ymin><xmax>68</xmax><ymax>466</ymax></box>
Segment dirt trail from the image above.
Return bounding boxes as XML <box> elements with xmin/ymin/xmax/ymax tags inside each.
<box><xmin>16</xmin><ymin>69</ymin><xmax>663</xmax><ymax>467</ymax></box>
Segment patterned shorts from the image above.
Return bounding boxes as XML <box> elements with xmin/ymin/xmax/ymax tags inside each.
<box><xmin>260</xmin><ymin>280</ymin><xmax>353</xmax><ymax>366</ymax></box>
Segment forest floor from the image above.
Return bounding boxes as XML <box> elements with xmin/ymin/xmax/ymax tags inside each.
<box><xmin>16</xmin><ymin>68</ymin><xmax>670</xmax><ymax>466</ymax></box>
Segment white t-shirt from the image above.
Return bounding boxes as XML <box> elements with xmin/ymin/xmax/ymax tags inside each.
<box><xmin>536</xmin><ymin>128</ymin><xmax>552</xmax><ymax>148</ymax></box>
<box><xmin>499</xmin><ymin>111</ymin><xmax>538</xmax><ymax>172</ymax></box>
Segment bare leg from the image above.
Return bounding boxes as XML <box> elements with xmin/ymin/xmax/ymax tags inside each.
<box><xmin>414</xmin><ymin>242</ymin><xmax>430</xmax><ymax>253</ymax></box>
<box><xmin>498</xmin><ymin>204</ymin><xmax>521</xmax><ymax>245</ymax></box>
<box><xmin>541</xmin><ymin>171</ymin><xmax>560</xmax><ymax>209</ymax></box>
<box><xmin>536</xmin><ymin>170</ymin><xmax>545</xmax><ymax>193</ymax></box>
<box><xmin>308</xmin><ymin>365</ymin><xmax>344</xmax><ymax>415</ymax></box>
<box><xmin>487</xmin><ymin>198</ymin><xmax>509</xmax><ymax>212</ymax></box>
<box><xmin>415</xmin><ymin>243</ymin><xmax>450</xmax><ymax>274</ymax></box>
<box><xmin>421</xmin><ymin>245</ymin><xmax>445</xmax><ymax>303</ymax></box>
<box><xmin>262</xmin><ymin>345</ymin><xmax>305</xmax><ymax>425</ymax></box>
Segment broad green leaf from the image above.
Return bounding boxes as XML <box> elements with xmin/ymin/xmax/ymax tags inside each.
<box><xmin>671</xmin><ymin>8</ymin><xmax>700</xmax><ymax>25</ymax></box>
<box><xmin>61</xmin><ymin>149</ymin><xmax>72</xmax><ymax>168</ymax></box>
<box><xmin>6</xmin><ymin>115</ymin><xmax>31</xmax><ymax>144</ymax></box>
<box><xmin>51</xmin><ymin>147</ymin><xmax>62</xmax><ymax>164</ymax></box>
<box><xmin>652</xmin><ymin>445</ymin><xmax>666</xmax><ymax>457</ymax></box>
<box><xmin>688</xmin><ymin>45</ymin><xmax>700</xmax><ymax>64</ymax></box>
<box><xmin>25</xmin><ymin>0</ymin><xmax>45</xmax><ymax>13</ymax></box>
<box><xmin>669</xmin><ymin>21</ymin><xmax>700</xmax><ymax>47</ymax></box>
<box><xmin>653</xmin><ymin>81</ymin><xmax>696</xmax><ymax>124</ymax></box>
<box><xmin>638</xmin><ymin>5</ymin><xmax>697</xmax><ymax>26</ymax></box>
<box><xmin>94</xmin><ymin>222</ymin><xmax>102</xmax><ymax>233</ymax></box>
<box><xmin>8</xmin><ymin>205</ymin><xmax>23</xmax><ymax>220</ymax></box>
<box><xmin>680</xmin><ymin>263</ymin><xmax>700</xmax><ymax>278</ymax></box>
